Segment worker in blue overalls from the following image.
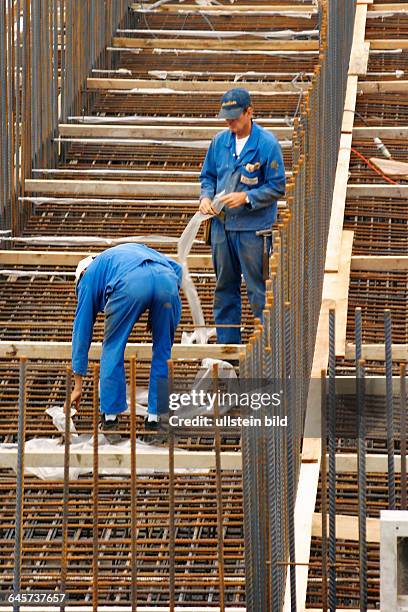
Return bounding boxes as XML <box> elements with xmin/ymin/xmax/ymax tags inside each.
<box><xmin>199</xmin><ymin>88</ymin><xmax>286</xmax><ymax>344</ymax></box>
<box><xmin>69</xmin><ymin>243</ymin><xmax>182</xmax><ymax>432</ymax></box>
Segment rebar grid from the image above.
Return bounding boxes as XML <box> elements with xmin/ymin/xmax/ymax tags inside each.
<box><xmin>0</xmin><ymin>0</ymin><xmax>389</xmax><ymax>610</ymax></box>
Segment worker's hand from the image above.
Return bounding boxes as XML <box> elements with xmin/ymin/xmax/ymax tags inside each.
<box><xmin>64</xmin><ymin>374</ymin><xmax>83</xmax><ymax>413</ymax></box>
<box><xmin>199</xmin><ymin>197</ymin><xmax>218</xmax><ymax>216</ymax></box>
<box><xmin>220</xmin><ymin>192</ymin><xmax>247</xmax><ymax>209</ymax></box>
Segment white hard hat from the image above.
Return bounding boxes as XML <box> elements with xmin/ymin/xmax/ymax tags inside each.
<box><xmin>75</xmin><ymin>255</ymin><xmax>95</xmax><ymax>287</ymax></box>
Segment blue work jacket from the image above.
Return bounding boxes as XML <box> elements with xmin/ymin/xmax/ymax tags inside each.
<box><xmin>72</xmin><ymin>243</ymin><xmax>182</xmax><ymax>376</ymax></box>
<box><xmin>199</xmin><ymin>121</ymin><xmax>286</xmax><ymax>231</ymax></box>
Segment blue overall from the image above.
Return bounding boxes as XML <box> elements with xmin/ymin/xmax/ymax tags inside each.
<box><xmin>72</xmin><ymin>244</ymin><xmax>182</xmax><ymax>417</ymax></box>
<box><xmin>200</xmin><ymin>121</ymin><xmax>286</xmax><ymax>343</ymax></box>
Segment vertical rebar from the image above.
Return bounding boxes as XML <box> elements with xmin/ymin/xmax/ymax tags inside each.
<box><xmin>321</xmin><ymin>369</ymin><xmax>328</xmax><ymax>612</ymax></box>
<box><xmin>357</xmin><ymin>359</ymin><xmax>367</xmax><ymax>612</ymax></box>
<box><xmin>130</xmin><ymin>356</ymin><xmax>138</xmax><ymax>611</ymax></box>
<box><xmin>168</xmin><ymin>359</ymin><xmax>175</xmax><ymax>612</ymax></box>
<box><xmin>60</xmin><ymin>366</ymin><xmax>72</xmax><ymax>612</ymax></box>
<box><xmin>355</xmin><ymin>307</ymin><xmax>362</xmax><ymax>363</ymax></box>
<box><xmin>92</xmin><ymin>364</ymin><xmax>99</xmax><ymax>612</ymax></box>
<box><xmin>13</xmin><ymin>356</ymin><xmax>27</xmax><ymax>612</ymax></box>
<box><xmin>213</xmin><ymin>362</ymin><xmax>225</xmax><ymax>612</ymax></box>
<box><xmin>401</xmin><ymin>363</ymin><xmax>407</xmax><ymax>511</ymax></box>
<box><xmin>328</xmin><ymin>308</ymin><xmax>336</xmax><ymax>612</ymax></box>
<box><xmin>284</xmin><ymin>302</ymin><xmax>296</xmax><ymax>612</ymax></box>
<box><xmin>384</xmin><ymin>309</ymin><xmax>396</xmax><ymax>509</ymax></box>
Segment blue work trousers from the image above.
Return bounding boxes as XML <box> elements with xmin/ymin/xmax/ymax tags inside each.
<box><xmin>211</xmin><ymin>219</ymin><xmax>271</xmax><ymax>344</ymax></box>
<box><xmin>100</xmin><ymin>261</ymin><xmax>181</xmax><ymax>417</ymax></box>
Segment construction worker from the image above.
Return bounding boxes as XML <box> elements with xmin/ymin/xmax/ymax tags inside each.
<box><xmin>199</xmin><ymin>88</ymin><xmax>286</xmax><ymax>344</ymax></box>
<box><xmin>69</xmin><ymin>243</ymin><xmax>182</xmax><ymax>432</ymax></box>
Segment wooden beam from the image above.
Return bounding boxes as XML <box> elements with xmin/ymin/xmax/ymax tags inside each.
<box><xmin>369</xmin><ymin>3</ymin><xmax>408</xmax><ymax>10</ymax></box>
<box><xmin>25</xmin><ymin>179</ymin><xmax>200</xmax><ymax>197</ymax></box>
<box><xmin>336</xmin><ymin>374</ymin><xmax>403</xmax><ymax>395</ymax></box>
<box><xmin>346</xmin><ymin>344</ymin><xmax>408</xmax><ymax>361</ymax></box>
<box><xmin>335</xmin><ymin>453</ymin><xmax>403</xmax><ymax>474</ymax></box>
<box><xmin>348</xmin><ymin>4</ymin><xmax>369</xmax><ymax>76</ymax></box>
<box><xmin>359</xmin><ymin>80</ymin><xmax>408</xmax><ymax>94</ymax></box>
<box><xmin>325</xmin><ymin>133</ymin><xmax>353</xmax><ymax>272</ymax></box>
<box><xmin>322</xmin><ymin>231</ymin><xmax>354</xmax><ymax>356</ymax></box>
<box><xmin>0</xmin><ymin>250</ymin><xmax>213</xmax><ymax>269</ymax></box>
<box><xmin>370</xmin><ymin>39</ymin><xmax>408</xmax><ymax>50</ymax></box>
<box><xmin>353</xmin><ymin>126</ymin><xmax>408</xmax><ymax>139</ymax></box>
<box><xmin>58</xmin><ymin>123</ymin><xmax>293</xmax><ymax>140</ymax></box>
<box><xmin>131</xmin><ymin>3</ymin><xmax>317</xmax><ymax>12</ymax></box>
<box><xmin>341</xmin><ymin>75</ymin><xmax>358</xmax><ymax>133</ymax></box>
<box><xmin>351</xmin><ymin>255</ymin><xmax>408</xmax><ymax>271</ymax></box>
<box><xmin>312</xmin><ymin>513</ymin><xmax>380</xmax><ymax>543</ymax></box>
<box><xmin>347</xmin><ymin>184</ymin><xmax>408</xmax><ymax>198</ymax></box>
<box><xmin>0</xmin><ymin>447</ymin><xmax>242</xmax><ymax>472</ymax></box>
<box><xmin>1</xmin><ymin>444</ymin><xmax>399</xmax><ymax>474</ymax></box>
<box><xmin>0</xmin><ymin>341</ymin><xmax>243</xmax><ymax>361</ymax></box>
<box><xmin>112</xmin><ymin>37</ymin><xmax>319</xmax><ymax>52</ymax></box>
<box><xmin>86</xmin><ymin>77</ymin><xmax>309</xmax><ymax>94</ymax></box>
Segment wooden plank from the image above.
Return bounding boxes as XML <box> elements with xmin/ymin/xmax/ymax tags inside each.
<box><xmin>347</xmin><ymin>184</ymin><xmax>408</xmax><ymax>198</ymax></box>
<box><xmin>312</xmin><ymin>513</ymin><xmax>380</xmax><ymax>543</ymax></box>
<box><xmin>0</xmin><ymin>250</ymin><xmax>213</xmax><ymax>269</ymax></box>
<box><xmin>370</xmin><ymin>157</ymin><xmax>408</xmax><ymax>178</ymax></box>
<box><xmin>335</xmin><ymin>453</ymin><xmax>403</xmax><ymax>474</ymax></box>
<box><xmin>2</xmin><ymin>443</ymin><xmax>399</xmax><ymax>474</ymax></box>
<box><xmin>112</xmin><ymin>36</ymin><xmax>319</xmax><ymax>52</ymax></box>
<box><xmin>351</xmin><ymin>255</ymin><xmax>408</xmax><ymax>271</ymax></box>
<box><xmin>8</xmin><ymin>445</ymin><xmax>399</xmax><ymax>474</ymax></box>
<box><xmin>283</xmin><ymin>306</ymin><xmax>334</xmax><ymax>610</ymax></box>
<box><xmin>359</xmin><ymin>80</ymin><xmax>408</xmax><ymax>94</ymax></box>
<box><xmin>348</xmin><ymin>4</ymin><xmax>369</xmax><ymax>76</ymax></box>
<box><xmin>283</xmin><ymin>461</ymin><xmax>321</xmax><ymax>611</ymax></box>
<box><xmin>322</xmin><ymin>231</ymin><xmax>354</xmax><ymax>357</ymax></box>
<box><xmin>86</xmin><ymin>77</ymin><xmax>309</xmax><ymax>94</ymax></box>
<box><xmin>25</xmin><ymin>179</ymin><xmax>200</xmax><ymax>197</ymax></box>
<box><xmin>341</xmin><ymin>75</ymin><xmax>358</xmax><ymax>133</ymax></box>
<box><xmin>345</xmin><ymin>344</ymin><xmax>408</xmax><ymax>361</ymax></box>
<box><xmin>353</xmin><ymin>126</ymin><xmax>408</xmax><ymax>139</ymax></box>
<box><xmin>0</xmin><ymin>448</ymin><xmax>241</xmax><ymax>472</ymax></box>
<box><xmin>58</xmin><ymin>123</ymin><xmax>293</xmax><ymax>139</ymax></box>
<box><xmin>349</xmin><ymin>41</ymin><xmax>370</xmax><ymax>76</ymax></box>
<box><xmin>324</xmin><ymin>133</ymin><xmax>353</xmax><ymax>272</ymax></box>
<box><xmin>0</xmin><ymin>341</ymin><xmax>243</xmax><ymax>361</ymax></box>
<box><xmin>370</xmin><ymin>39</ymin><xmax>408</xmax><ymax>50</ymax></box>
<box><xmin>369</xmin><ymin>2</ymin><xmax>408</xmax><ymax>10</ymax></box>
<box><xmin>131</xmin><ymin>3</ymin><xmax>317</xmax><ymax>13</ymax></box>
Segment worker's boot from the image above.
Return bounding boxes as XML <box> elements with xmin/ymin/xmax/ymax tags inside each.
<box><xmin>99</xmin><ymin>413</ymin><xmax>123</xmax><ymax>443</ymax></box>
<box><xmin>140</xmin><ymin>416</ymin><xmax>168</xmax><ymax>445</ymax></box>
<box><xmin>99</xmin><ymin>412</ymin><xmax>119</xmax><ymax>430</ymax></box>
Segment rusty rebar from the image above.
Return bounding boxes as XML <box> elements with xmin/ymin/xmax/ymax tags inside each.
<box><xmin>60</xmin><ymin>366</ymin><xmax>72</xmax><ymax>611</ymax></box>
<box><xmin>92</xmin><ymin>364</ymin><xmax>99</xmax><ymax>612</ymax></box>
<box><xmin>130</xmin><ymin>356</ymin><xmax>138</xmax><ymax>611</ymax></box>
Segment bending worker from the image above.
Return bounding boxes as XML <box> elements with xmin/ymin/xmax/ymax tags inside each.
<box><xmin>69</xmin><ymin>243</ymin><xmax>182</xmax><ymax>431</ymax></box>
<box><xmin>199</xmin><ymin>88</ymin><xmax>286</xmax><ymax>344</ymax></box>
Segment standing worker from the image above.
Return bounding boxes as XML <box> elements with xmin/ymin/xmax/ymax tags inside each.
<box><xmin>199</xmin><ymin>88</ymin><xmax>286</xmax><ymax>344</ymax></box>
<box><xmin>69</xmin><ymin>243</ymin><xmax>182</xmax><ymax>432</ymax></box>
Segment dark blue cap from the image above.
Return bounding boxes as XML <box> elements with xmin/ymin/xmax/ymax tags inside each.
<box><xmin>218</xmin><ymin>88</ymin><xmax>252</xmax><ymax>119</ymax></box>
